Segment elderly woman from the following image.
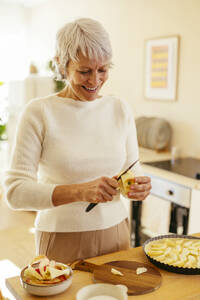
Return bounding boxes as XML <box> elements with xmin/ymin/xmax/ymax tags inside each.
<box><xmin>4</xmin><ymin>18</ymin><xmax>151</xmax><ymax>264</ymax></box>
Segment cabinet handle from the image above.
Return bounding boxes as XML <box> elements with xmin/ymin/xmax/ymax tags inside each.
<box><xmin>168</xmin><ymin>190</ymin><xmax>174</xmax><ymax>196</ymax></box>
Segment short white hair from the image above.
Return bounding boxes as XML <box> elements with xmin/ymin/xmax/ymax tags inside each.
<box><xmin>54</xmin><ymin>18</ymin><xmax>112</xmax><ymax>80</ymax></box>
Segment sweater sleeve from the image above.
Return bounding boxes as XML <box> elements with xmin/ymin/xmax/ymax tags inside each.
<box><xmin>122</xmin><ymin>100</ymin><xmax>143</xmax><ymax>177</ymax></box>
<box><xmin>4</xmin><ymin>100</ymin><xmax>56</xmax><ymax>211</ymax></box>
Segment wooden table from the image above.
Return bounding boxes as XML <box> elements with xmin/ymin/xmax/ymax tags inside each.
<box><xmin>6</xmin><ymin>236</ymin><xmax>200</xmax><ymax>300</ymax></box>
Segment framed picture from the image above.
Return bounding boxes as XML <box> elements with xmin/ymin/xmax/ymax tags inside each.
<box><xmin>144</xmin><ymin>35</ymin><xmax>179</xmax><ymax>101</ymax></box>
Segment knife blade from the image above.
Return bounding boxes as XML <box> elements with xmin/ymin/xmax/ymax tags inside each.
<box><xmin>116</xmin><ymin>159</ymin><xmax>139</xmax><ymax>181</ymax></box>
<box><xmin>85</xmin><ymin>159</ymin><xmax>139</xmax><ymax>213</ymax></box>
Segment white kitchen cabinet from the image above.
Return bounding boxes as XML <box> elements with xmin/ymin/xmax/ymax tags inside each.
<box><xmin>141</xmin><ymin>194</ymin><xmax>171</xmax><ymax>237</ymax></box>
<box><xmin>0</xmin><ymin>141</ymin><xmax>8</xmax><ymax>178</ymax></box>
<box><xmin>126</xmin><ymin>148</ymin><xmax>200</xmax><ymax>240</ymax></box>
<box><xmin>7</xmin><ymin>76</ymin><xmax>54</xmax><ymax>154</ymax></box>
<box><xmin>0</xmin><ymin>141</ymin><xmax>9</xmax><ymax>197</ymax></box>
<box><xmin>141</xmin><ymin>171</ymin><xmax>192</xmax><ymax>236</ymax></box>
<box><xmin>188</xmin><ymin>189</ymin><xmax>200</xmax><ymax>234</ymax></box>
<box><xmin>140</xmin><ymin>165</ymin><xmax>200</xmax><ymax>237</ymax></box>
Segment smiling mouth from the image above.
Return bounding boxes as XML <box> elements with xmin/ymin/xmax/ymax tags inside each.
<box><xmin>82</xmin><ymin>86</ymin><xmax>98</xmax><ymax>92</ymax></box>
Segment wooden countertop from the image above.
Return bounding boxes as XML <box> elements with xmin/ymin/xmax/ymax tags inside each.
<box><xmin>6</xmin><ymin>233</ymin><xmax>200</xmax><ymax>300</ymax></box>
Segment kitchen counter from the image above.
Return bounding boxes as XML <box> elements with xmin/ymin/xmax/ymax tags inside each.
<box><xmin>142</xmin><ymin>163</ymin><xmax>200</xmax><ymax>190</ymax></box>
<box><xmin>139</xmin><ymin>147</ymin><xmax>172</xmax><ymax>163</ymax></box>
<box><xmin>138</xmin><ymin>148</ymin><xmax>200</xmax><ymax>236</ymax></box>
<box><xmin>6</xmin><ymin>233</ymin><xmax>200</xmax><ymax>300</ymax></box>
<box><xmin>139</xmin><ymin>147</ymin><xmax>200</xmax><ymax>190</ymax></box>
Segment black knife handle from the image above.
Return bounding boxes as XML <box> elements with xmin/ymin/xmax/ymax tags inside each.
<box><xmin>85</xmin><ymin>203</ymin><xmax>98</xmax><ymax>212</ymax></box>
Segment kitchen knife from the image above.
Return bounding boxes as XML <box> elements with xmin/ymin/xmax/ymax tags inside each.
<box><xmin>85</xmin><ymin>159</ymin><xmax>139</xmax><ymax>213</ymax></box>
<box><xmin>116</xmin><ymin>159</ymin><xmax>139</xmax><ymax>181</ymax></box>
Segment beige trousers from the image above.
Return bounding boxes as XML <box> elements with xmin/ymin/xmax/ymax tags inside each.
<box><xmin>35</xmin><ymin>218</ymin><xmax>130</xmax><ymax>264</ymax></box>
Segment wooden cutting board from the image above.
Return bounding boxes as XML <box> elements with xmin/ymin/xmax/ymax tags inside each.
<box><xmin>73</xmin><ymin>260</ymin><xmax>162</xmax><ymax>295</ymax></box>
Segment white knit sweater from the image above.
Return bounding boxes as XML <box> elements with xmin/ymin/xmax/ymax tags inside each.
<box><xmin>4</xmin><ymin>94</ymin><xmax>142</xmax><ymax>232</ymax></box>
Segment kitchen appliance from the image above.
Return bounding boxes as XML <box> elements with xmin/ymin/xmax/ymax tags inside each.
<box><xmin>145</xmin><ymin>157</ymin><xmax>200</xmax><ymax>180</ymax></box>
<box><xmin>135</xmin><ymin>116</ymin><xmax>172</xmax><ymax>151</ymax></box>
<box><xmin>141</xmin><ymin>172</ymin><xmax>191</xmax><ymax>237</ymax></box>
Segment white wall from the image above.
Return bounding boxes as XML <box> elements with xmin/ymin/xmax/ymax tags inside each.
<box><xmin>0</xmin><ymin>2</ymin><xmax>30</xmax><ymax>80</ymax></box>
<box><xmin>27</xmin><ymin>0</ymin><xmax>128</xmax><ymax>73</ymax></box>
<box><xmin>26</xmin><ymin>0</ymin><xmax>200</xmax><ymax>158</ymax></box>
<box><xmin>125</xmin><ymin>0</ymin><xmax>200</xmax><ymax>159</ymax></box>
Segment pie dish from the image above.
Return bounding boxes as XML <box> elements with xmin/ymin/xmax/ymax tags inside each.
<box><xmin>143</xmin><ymin>234</ymin><xmax>200</xmax><ymax>274</ymax></box>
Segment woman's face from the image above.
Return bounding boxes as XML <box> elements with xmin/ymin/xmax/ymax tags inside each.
<box><xmin>66</xmin><ymin>52</ymin><xmax>111</xmax><ymax>101</ymax></box>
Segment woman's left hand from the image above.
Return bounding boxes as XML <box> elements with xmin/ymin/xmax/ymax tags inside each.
<box><xmin>127</xmin><ymin>176</ymin><xmax>151</xmax><ymax>201</ymax></box>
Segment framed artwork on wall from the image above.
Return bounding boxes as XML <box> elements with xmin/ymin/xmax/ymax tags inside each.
<box><xmin>144</xmin><ymin>35</ymin><xmax>180</xmax><ymax>101</ymax></box>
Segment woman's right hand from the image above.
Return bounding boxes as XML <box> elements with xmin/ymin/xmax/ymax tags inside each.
<box><xmin>78</xmin><ymin>176</ymin><xmax>118</xmax><ymax>203</ymax></box>
<box><xmin>52</xmin><ymin>176</ymin><xmax>118</xmax><ymax>207</ymax></box>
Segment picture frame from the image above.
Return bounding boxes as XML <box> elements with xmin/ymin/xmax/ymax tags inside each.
<box><xmin>144</xmin><ymin>35</ymin><xmax>180</xmax><ymax>101</ymax></box>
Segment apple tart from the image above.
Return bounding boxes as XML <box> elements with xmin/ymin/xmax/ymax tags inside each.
<box><xmin>143</xmin><ymin>235</ymin><xmax>200</xmax><ymax>274</ymax></box>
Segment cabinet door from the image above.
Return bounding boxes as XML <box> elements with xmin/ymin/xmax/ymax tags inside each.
<box><xmin>141</xmin><ymin>194</ymin><xmax>171</xmax><ymax>235</ymax></box>
<box><xmin>188</xmin><ymin>189</ymin><xmax>200</xmax><ymax>234</ymax></box>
